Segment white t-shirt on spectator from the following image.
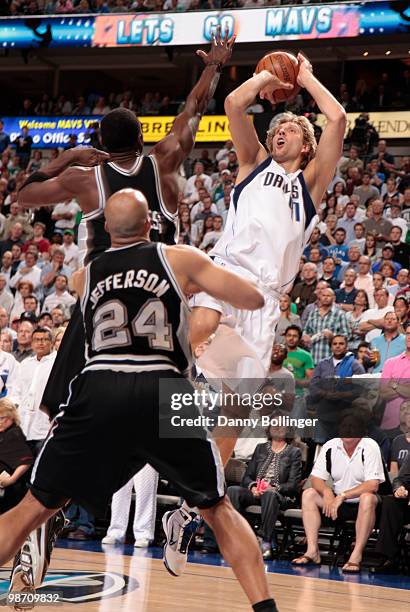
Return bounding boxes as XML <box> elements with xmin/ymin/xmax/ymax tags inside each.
<box><xmin>390</xmin><ymin>218</ymin><xmax>408</xmax><ymax>242</ymax></box>
<box><xmin>62</xmin><ymin>242</ymin><xmax>80</xmax><ymax>271</ymax></box>
<box><xmin>184</xmin><ymin>173</ymin><xmax>212</xmax><ymax>197</ymax></box>
<box><xmin>190</xmin><ymin>201</ymin><xmax>218</xmax><ymax>223</ymax></box>
<box><xmin>311</xmin><ymin>437</ymin><xmax>385</xmax><ymax>502</ymax></box>
<box><xmin>43</xmin><ymin>290</ymin><xmax>76</xmax><ymax>315</ymax></box>
<box><xmin>360</xmin><ymin>305</ymin><xmax>394</xmax><ymax>342</ymax></box>
<box><xmin>0</xmin><ymin>288</ymin><xmax>14</xmax><ymax>315</ymax></box>
<box><xmin>200</xmin><ymin>230</ymin><xmax>223</xmax><ymax>250</ymax></box>
<box><xmin>9</xmin><ymin>266</ymin><xmax>42</xmax><ymax>294</ymax></box>
<box><xmin>0</xmin><ymin>350</ymin><xmax>20</xmax><ymax>404</ymax></box>
<box><xmin>52</xmin><ymin>200</ymin><xmax>80</xmax><ymax>230</ymax></box>
<box><xmin>16</xmin><ymin>352</ymin><xmax>56</xmax><ymax>441</ymax></box>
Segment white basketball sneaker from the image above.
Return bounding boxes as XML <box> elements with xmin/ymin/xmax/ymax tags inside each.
<box><xmin>101</xmin><ymin>534</ymin><xmax>124</xmax><ymax>545</ymax></box>
<box><xmin>162</xmin><ymin>507</ymin><xmax>201</xmax><ymax>577</ymax></box>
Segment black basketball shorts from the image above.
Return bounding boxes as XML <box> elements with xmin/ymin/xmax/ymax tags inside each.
<box><xmin>30</xmin><ymin>370</ymin><xmax>225</xmax><ymax>514</ymax></box>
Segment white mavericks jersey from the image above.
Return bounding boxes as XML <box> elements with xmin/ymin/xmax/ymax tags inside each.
<box><xmin>211</xmin><ymin>156</ymin><xmax>318</xmax><ymax>293</ymax></box>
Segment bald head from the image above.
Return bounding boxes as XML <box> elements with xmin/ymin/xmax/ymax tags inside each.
<box><xmin>105</xmin><ymin>189</ymin><xmax>150</xmax><ymax>243</ymax></box>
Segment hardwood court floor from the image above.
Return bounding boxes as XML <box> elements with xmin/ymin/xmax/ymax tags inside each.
<box><xmin>2</xmin><ymin>546</ymin><xmax>408</xmax><ymax>612</ymax></box>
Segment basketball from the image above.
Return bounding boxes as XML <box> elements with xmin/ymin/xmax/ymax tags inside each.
<box><xmin>255</xmin><ymin>51</ymin><xmax>301</xmax><ymax>103</ymax></box>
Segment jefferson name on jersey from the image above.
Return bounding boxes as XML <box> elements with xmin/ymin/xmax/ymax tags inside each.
<box><xmin>89</xmin><ymin>268</ymin><xmax>170</xmax><ymax>308</ymax></box>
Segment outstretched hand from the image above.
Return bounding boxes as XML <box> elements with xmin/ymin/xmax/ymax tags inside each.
<box><xmin>296</xmin><ymin>52</ymin><xmax>313</xmax><ymax>88</ymax></box>
<box><xmin>196</xmin><ymin>25</ymin><xmax>236</xmax><ymax>67</ymax></box>
<box><xmin>69</xmin><ymin>147</ymin><xmax>111</xmax><ymax>167</ymax></box>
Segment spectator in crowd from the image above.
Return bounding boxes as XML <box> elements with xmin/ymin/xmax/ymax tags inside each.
<box><xmin>10</xmin><ymin>281</ymin><xmax>35</xmax><ymax>323</ymax></box>
<box><xmin>1</xmin><ymin>252</ymin><xmax>13</xmax><ymax>287</ymax></box>
<box><xmin>0</xmin><ymin>223</ymin><xmax>24</xmax><ymax>257</ymax></box>
<box><xmin>337</xmin><ymin>245</ymin><xmax>362</xmax><ymax>281</ymax></box>
<box><xmin>363</xmin><ymin>200</ymin><xmax>392</xmax><ymax>249</ymax></box>
<box><xmin>301</xmin><ymin>281</ymin><xmax>329</xmax><ymax>328</ymax></box>
<box><xmin>23</xmin><ymin>295</ymin><xmax>39</xmax><ymax>317</ymax></box>
<box><xmin>0</xmin><ymin>120</ymin><xmax>10</xmax><ymax>155</ymax></box>
<box><xmin>363</xmin><ymin>232</ymin><xmax>380</xmax><ymax>264</ymax></box>
<box><xmin>369</xmin><ymin>139</ymin><xmax>395</xmax><ymax>173</ymax></box>
<box><xmin>10</xmin><ymin>245</ymin><xmax>23</xmax><ymax>277</ymax></box>
<box><xmin>0</xmin><ymin>274</ymin><xmax>13</xmax><ymax>315</ymax></box>
<box><xmin>184</xmin><ymin>162</ymin><xmax>212</xmax><ymax>197</ymax></box>
<box><xmin>370</xmin><ymin>453</ymin><xmax>410</xmax><ymax>575</ymax></box>
<box><xmin>274</xmin><ymin>295</ymin><xmax>301</xmax><ymax>343</ymax></box>
<box><xmin>101</xmin><ymin>464</ymin><xmax>159</xmax><ymax>548</ymax></box>
<box><xmin>22</xmin><ymin>222</ymin><xmax>50</xmax><ymax>255</ymax></box>
<box><xmin>354</xmin><ymin>255</ymin><xmax>374</xmax><ymax>304</ymax></box>
<box><xmin>327</xmin><ymin>228</ymin><xmax>349</xmax><ymax>264</ymax></box>
<box><xmin>41</xmin><ymin>248</ymin><xmax>72</xmax><ymax>298</ymax></box>
<box><xmin>178</xmin><ymin>208</ymin><xmax>199</xmax><ymax>246</ymax></box>
<box><xmin>50</xmin><ymin>307</ymin><xmax>65</xmax><ymax>328</ymax></box>
<box><xmin>349</xmin><ymin>222</ymin><xmax>366</xmax><ymax>253</ymax></box>
<box><xmin>283</xmin><ymin>325</ymin><xmax>314</xmax><ymax>421</ymax></box>
<box><xmin>303</xmin><ymin>227</ymin><xmax>329</xmax><ymax>261</ymax></box>
<box><xmin>51</xmin><ymin>198</ymin><xmax>80</xmax><ymax>234</ymax></box>
<box><xmin>0</xmin><ymin>333</ymin><xmax>20</xmax><ymax>402</ymax></box>
<box><xmin>319</xmin><ymin>257</ymin><xmax>340</xmax><ymax>290</ymax></box>
<box><xmin>380</xmin><ymin>324</ymin><xmax>410</xmax><ymax>435</ymax></box>
<box><xmin>38</xmin><ymin>312</ymin><xmax>53</xmax><ymax>329</ymax></box>
<box><xmin>11</xmin><ymin>127</ymin><xmax>32</xmax><ymax>169</ymax></box>
<box><xmin>339</xmin><ymin>146</ymin><xmax>364</xmax><ymax>179</ymax></box>
<box><xmin>393</xmin><ymin>296</ymin><xmax>410</xmax><ymax>333</ymax></box>
<box><xmin>12</xmin><ymin>320</ymin><xmax>34</xmax><ymax>363</ymax></box>
<box><xmin>359</xmin><ymin>288</ymin><xmax>394</xmax><ymax>343</ymax></box>
<box><xmin>388</xmin><ymin>227</ymin><xmax>410</xmax><ymax>270</ymax></box>
<box><xmin>227</xmin><ymin>412</ymin><xmax>302</xmax><ymax>560</ymax></box>
<box><xmin>303</xmin><ymin>288</ymin><xmax>349</xmax><ymax>364</ymax></box>
<box><xmin>336</xmin><ymin>202</ymin><xmax>359</xmax><ymax>244</ymax></box>
<box><xmin>15</xmin><ymin>327</ymin><xmax>54</xmax><ymax>456</ymax></box>
<box><xmin>0</xmin><ymin>399</ymin><xmax>33</xmax><ymax>514</ymax></box>
<box><xmin>389</xmin><ymin>401</ymin><xmax>410</xmax><ymax>476</ymax></box>
<box><xmin>335</xmin><ymin>268</ymin><xmax>357</xmax><ymax>312</ymax></box>
<box><xmin>0</xmin><ymin>308</ymin><xmax>15</xmax><ymax>341</ymax></box>
<box><xmin>353</xmin><ymin>172</ymin><xmax>380</xmax><ymax>208</ymax></box>
<box><xmin>389</xmin><ymin>203</ymin><xmax>408</xmax><ymax>242</ymax></box>
<box><xmin>199</xmin><ymin>215</ymin><xmax>224</xmax><ymax>251</ymax></box>
<box><xmin>291</xmin><ymin>263</ymin><xmax>318</xmax><ymax>317</ymax></box>
<box><xmin>9</xmin><ymin>251</ymin><xmax>42</xmax><ymax>297</ymax></box>
<box><xmin>267</xmin><ymin>347</ymin><xmax>296</xmax><ymax>412</ymax></box>
<box><xmin>372</xmin><ymin>243</ymin><xmax>401</xmax><ymax>277</ymax></box>
<box><xmin>61</xmin><ymin>230</ymin><xmax>79</xmax><ymax>271</ymax></box>
<box><xmin>346</xmin><ymin>290</ymin><xmax>370</xmax><ymax>351</ymax></box>
<box><xmin>293</xmin><ymin>415</ymin><xmax>384</xmax><ymax>573</ymax></box>
<box><xmin>2</xmin><ymin>203</ymin><xmax>33</xmax><ymax>243</ymax></box>
<box><xmin>42</xmin><ymin>274</ymin><xmax>76</xmax><ymax>316</ymax></box>
<box><xmin>370</xmin><ymin>312</ymin><xmax>405</xmax><ymax>374</ymax></box>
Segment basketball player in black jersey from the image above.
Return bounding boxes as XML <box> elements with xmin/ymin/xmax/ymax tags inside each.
<box><xmin>11</xmin><ymin>28</ymin><xmax>235</xmax><ymax>602</ymax></box>
<box><xmin>0</xmin><ymin>189</ymin><xmax>278</xmax><ymax>612</ymax></box>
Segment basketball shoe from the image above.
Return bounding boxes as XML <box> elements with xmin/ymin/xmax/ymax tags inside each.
<box><xmin>9</xmin><ymin>510</ymin><xmax>67</xmax><ymax>608</ymax></box>
<box><xmin>162</xmin><ymin>507</ymin><xmax>201</xmax><ymax>576</ymax></box>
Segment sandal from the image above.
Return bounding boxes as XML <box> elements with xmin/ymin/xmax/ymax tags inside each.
<box><xmin>291</xmin><ymin>554</ymin><xmax>321</xmax><ymax>566</ymax></box>
<box><xmin>342</xmin><ymin>561</ymin><xmax>361</xmax><ymax>574</ymax></box>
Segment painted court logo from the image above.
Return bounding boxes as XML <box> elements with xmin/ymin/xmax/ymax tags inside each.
<box><xmin>0</xmin><ymin>568</ymin><xmax>138</xmax><ymax>604</ymax></box>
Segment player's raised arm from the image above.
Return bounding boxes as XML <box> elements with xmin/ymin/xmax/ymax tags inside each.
<box><xmin>18</xmin><ymin>147</ymin><xmax>110</xmax><ymax>210</ymax></box>
<box><xmin>299</xmin><ymin>54</ymin><xmax>347</xmax><ymax>209</ymax></box>
<box><xmin>224</xmin><ymin>71</ymin><xmax>292</xmax><ymax>174</ymax></box>
<box><xmin>150</xmin><ymin>26</ymin><xmax>235</xmax><ymax>173</ymax></box>
<box><xmin>166</xmin><ymin>245</ymin><xmax>264</xmax><ymax>311</ymax></box>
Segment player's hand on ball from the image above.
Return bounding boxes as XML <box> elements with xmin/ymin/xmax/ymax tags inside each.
<box><xmin>296</xmin><ymin>53</ymin><xmax>313</xmax><ymax>88</ymax></box>
<box><xmin>196</xmin><ymin>25</ymin><xmax>236</xmax><ymax>67</ymax></box>
<box><xmin>69</xmin><ymin>147</ymin><xmax>111</xmax><ymax>167</ymax></box>
<box><xmin>258</xmin><ymin>71</ymin><xmax>293</xmax><ymax>104</ymax></box>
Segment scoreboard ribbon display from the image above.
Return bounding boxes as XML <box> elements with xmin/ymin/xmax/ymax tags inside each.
<box><xmin>0</xmin><ymin>2</ymin><xmax>408</xmax><ymax>49</ymax></box>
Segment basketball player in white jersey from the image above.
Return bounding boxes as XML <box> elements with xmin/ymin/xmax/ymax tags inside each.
<box><xmin>163</xmin><ymin>53</ymin><xmax>347</xmax><ymax>576</ymax></box>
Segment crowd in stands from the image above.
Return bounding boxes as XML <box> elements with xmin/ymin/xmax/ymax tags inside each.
<box><xmin>1</xmin><ymin>0</ymin><xmax>355</xmax><ymax>17</ymax></box>
<box><xmin>0</xmin><ymin>105</ymin><xmax>409</xmax><ymax>573</ymax></box>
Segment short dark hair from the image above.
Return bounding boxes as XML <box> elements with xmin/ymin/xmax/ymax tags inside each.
<box><xmin>32</xmin><ymin>327</ymin><xmax>52</xmax><ymax>342</ymax></box>
<box><xmin>335</xmin><ymin>227</ymin><xmax>346</xmax><ymax>234</ymax></box>
<box><xmin>101</xmin><ymin>108</ymin><xmax>143</xmax><ymax>154</ymax></box>
<box><xmin>284</xmin><ymin>324</ymin><xmax>302</xmax><ymax>339</ymax></box>
<box><xmin>23</xmin><ymin>294</ymin><xmax>38</xmax><ymax>305</ymax></box>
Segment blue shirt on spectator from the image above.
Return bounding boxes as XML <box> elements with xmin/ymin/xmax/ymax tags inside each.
<box><xmin>0</xmin><ymin>129</ymin><xmax>10</xmax><ymax>154</ymax></box>
<box><xmin>370</xmin><ymin>333</ymin><xmax>406</xmax><ymax>373</ymax></box>
<box><xmin>327</xmin><ymin>244</ymin><xmax>349</xmax><ymax>263</ymax></box>
<box><xmin>372</xmin><ymin>259</ymin><xmax>402</xmax><ymax>278</ymax></box>
<box><xmin>303</xmin><ymin>244</ymin><xmax>329</xmax><ymax>260</ymax></box>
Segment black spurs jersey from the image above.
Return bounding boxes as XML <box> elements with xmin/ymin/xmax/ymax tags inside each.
<box><xmin>80</xmin><ymin>241</ymin><xmax>191</xmax><ymax>375</ymax></box>
<box><xmin>78</xmin><ymin>156</ymin><xmax>177</xmax><ymax>265</ymax></box>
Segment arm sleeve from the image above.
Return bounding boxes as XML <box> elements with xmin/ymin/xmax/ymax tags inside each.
<box><xmin>310</xmin><ymin>443</ymin><xmax>331</xmax><ymax>481</ymax></box>
<box><xmin>241</xmin><ymin>445</ymin><xmax>261</xmax><ymax>489</ymax></box>
<box><xmin>279</xmin><ymin>448</ymin><xmax>302</xmax><ymax>496</ymax></box>
<box><xmin>363</xmin><ymin>442</ymin><xmax>385</xmax><ymax>483</ymax></box>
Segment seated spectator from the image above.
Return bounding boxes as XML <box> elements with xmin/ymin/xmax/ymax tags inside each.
<box><xmin>0</xmin><ymin>273</ymin><xmax>13</xmax><ymax>315</ymax></box>
<box><xmin>184</xmin><ymin>162</ymin><xmax>212</xmax><ymax>197</ymax></box>
<box><xmin>337</xmin><ymin>245</ymin><xmax>361</xmax><ymax>281</ymax></box>
<box><xmin>301</xmin><ymin>280</ymin><xmax>329</xmax><ymax>328</ymax></box>
<box><xmin>1</xmin><ymin>203</ymin><xmax>33</xmax><ymax>243</ymax></box>
<box><xmin>356</xmin><ymin>341</ymin><xmax>373</xmax><ymax>372</ymax></box>
<box><xmin>22</xmin><ymin>222</ymin><xmax>50</xmax><ymax>255</ymax></box>
<box><xmin>389</xmin><ymin>204</ymin><xmax>408</xmax><ymax>242</ymax></box>
<box><xmin>370</xmin><ymin>454</ymin><xmax>410</xmax><ymax>575</ymax></box>
<box><xmin>327</xmin><ymin>228</ymin><xmax>349</xmax><ymax>265</ymax></box>
<box><xmin>38</xmin><ymin>312</ymin><xmax>53</xmax><ymax>330</ymax></box>
<box><xmin>199</xmin><ymin>215</ymin><xmax>223</xmax><ymax>251</ymax></box>
<box><xmin>363</xmin><ymin>232</ymin><xmax>380</xmax><ymax>264</ymax></box>
<box><xmin>41</xmin><ymin>248</ymin><xmax>72</xmax><ymax>298</ymax></box>
<box><xmin>353</xmin><ymin>172</ymin><xmax>380</xmax><ymax>208</ymax></box>
<box><xmin>388</xmin><ymin>226</ymin><xmax>410</xmax><ymax>270</ymax></box>
<box><xmin>42</xmin><ymin>274</ymin><xmax>76</xmax><ymax>316</ymax></box>
<box><xmin>307</xmin><ymin>246</ymin><xmax>323</xmax><ymax>276</ymax></box>
<box><xmin>9</xmin><ymin>251</ymin><xmax>42</xmax><ymax>297</ymax></box>
<box><xmin>349</xmin><ymin>222</ymin><xmax>366</xmax><ymax>253</ymax></box>
<box><xmin>51</xmin><ymin>198</ymin><xmax>80</xmax><ymax>235</ymax></box>
<box><xmin>178</xmin><ymin>209</ymin><xmax>199</xmax><ymax>246</ymax></box>
<box><xmin>51</xmin><ymin>307</ymin><xmax>65</xmax><ymax>329</ymax></box>
<box><xmin>363</xmin><ymin>199</ymin><xmax>392</xmax><ymax>250</ymax></box>
<box><xmin>191</xmin><ymin>194</ymin><xmax>218</xmax><ymax>226</ymax></box>
<box><xmin>380</xmin><ymin>324</ymin><xmax>410</xmax><ymax>435</ymax></box>
<box><xmin>12</xmin><ymin>320</ymin><xmax>34</xmax><ymax>363</ymax></box>
<box><xmin>372</xmin><ymin>243</ymin><xmax>402</xmax><ymax>277</ymax></box>
<box><xmin>370</xmin><ymin>312</ymin><xmax>405</xmax><ymax>374</ymax></box>
<box><xmin>354</xmin><ymin>255</ymin><xmax>373</xmax><ymax>304</ymax></box>
<box><xmin>389</xmin><ymin>269</ymin><xmax>409</xmax><ymax>299</ymax></box>
<box><xmin>303</xmin><ymin>289</ymin><xmax>349</xmax><ymax>365</ymax></box>
<box><xmin>339</xmin><ymin>146</ymin><xmax>363</xmax><ymax>179</ymax></box>
<box><xmin>336</xmin><ymin>202</ymin><xmax>358</xmax><ymax>244</ymax></box>
<box><xmin>1</xmin><ymin>251</ymin><xmax>13</xmax><ymax>287</ymax></box>
<box><xmin>267</xmin><ymin>347</ymin><xmax>296</xmax><ymax>412</ymax></box>
<box><xmin>274</xmin><ymin>295</ymin><xmax>301</xmax><ymax>343</ymax></box>
<box><xmin>335</xmin><ymin>268</ymin><xmax>357</xmax><ymax>312</ymax></box>
<box><xmin>292</xmin><ymin>416</ymin><xmax>385</xmax><ymax>572</ymax></box>
<box><xmin>0</xmin><ymin>331</ymin><xmax>13</xmax><ymax>353</ymax></box>
<box><xmin>319</xmin><ymin>256</ymin><xmax>340</xmax><ymax>291</ymax></box>
<box><xmin>346</xmin><ymin>290</ymin><xmax>370</xmax><ymax>351</ymax></box>
<box><xmin>0</xmin><ymin>399</ymin><xmax>33</xmax><ymax>514</ymax></box>
<box><xmin>26</xmin><ymin>151</ymin><xmax>43</xmax><ymax>174</ymax></box>
<box><xmin>389</xmin><ymin>401</ymin><xmax>410</xmax><ymax>476</ymax></box>
<box><xmin>380</xmin><ymin>261</ymin><xmax>399</xmax><ymax>292</ymax></box>
<box><xmin>290</xmin><ymin>262</ymin><xmax>318</xmax><ymax>317</ymax></box>
<box><xmin>359</xmin><ymin>288</ymin><xmax>394</xmax><ymax>343</ymax></box>
<box><xmin>369</xmin><ymin>139</ymin><xmax>395</xmax><ymax>173</ymax></box>
<box><xmin>394</xmin><ymin>296</ymin><xmax>410</xmax><ymax>333</ymax></box>
<box><xmin>0</xmin><ymin>223</ymin><xmax>24</xmax><ymax>257</ymax></box>
<box><xmin>303</xmin><ymin>227</ymin><xmax>329</xmax><ymax>261</ymax></box>
<box><xmin>227</xmin><ymin>412</ymin><xmax>302</xmax><ymax>559</ymax></box>
<box><xmin>22</xmin><ymin>295</ymin><xmax>39</xmax><ymax>318</ymax></box>
<box><xmin>15</xmin><ymin>327</ymin><xmax>55</xmax><ymax>456</ymax></box>
<box><xmin>10</xmin><ymin>244</ymin><xmax>23</xmax><ymax>277</ymax></box>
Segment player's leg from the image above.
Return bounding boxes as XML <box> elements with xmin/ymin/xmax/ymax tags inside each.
<box><xmin>201</xmin><ymin>497</ymin><xmax>277</xmax><ymax>611</ymax></box>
